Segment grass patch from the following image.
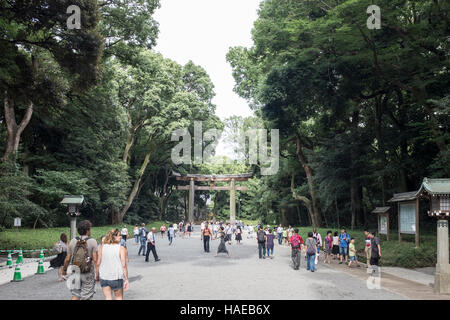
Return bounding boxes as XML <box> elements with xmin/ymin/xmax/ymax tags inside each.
<box><xmin>0</xmin><ymin>221</ymin><xmax>168</xmax><ymax>256</ymax></box>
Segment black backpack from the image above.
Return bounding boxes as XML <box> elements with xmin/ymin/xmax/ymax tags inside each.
<box><xmin>257</xmin><ymin>230</ymin><xmax>265</xmax><ymax>243</ymax></box>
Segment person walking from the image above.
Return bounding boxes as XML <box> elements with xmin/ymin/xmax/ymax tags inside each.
<box><xmin>332</xmin><ymin>231</ymin><xmax>340</xmax><ymax>260</ymax></box>
<box><xmin>215</xmin><ymin>226</ymin><xmax>230</xmax><ymax>257</ymax></box>
<box><xmin>62</xmin><ymin>220</ymin><xmax>98</xmax><ymax>300</ymax></box>
<box><xmin>235</xmin><ymin>226</ymin><xmax>242</xmax><ymax>244</ymax></box>
<box><xmin>266</xmin><ymin>228</ymin><xmax>275</xmax><ymax>258</ymax></box>
<box><xmin>121</xmin><ymin>225</ymin><xmax>128</xmax><ymax>242</ymax></box>
<box><xmin>364</xmin><ymin>229</ymin><xmax>372</xmax><ymax>269</ymax></box>
<box><xmin>276</xmin><ymin>224</ymin><xmax>283</xmax><ymax>245</ymax></box>
<box><xmin>133</xmin><ymin>225</ymin><xmax>139</xmax><ymax>243</ymax></box>
<box><xmin>339</xmin><ymin>227</ymin><xmax>350</xmax><ymax>264</ymax></box>
<box><xmin>370</xmin><ymin>231</ymin><xmax>381</xmax><ymax>277</ymax></box>
<box><xmin>313</xmin><ymin>228</ymin><xmax>322</xmax><ymax>265</ymax></box>
<box><xmin>257</xmin><ymin>226</ymin><xmax>266</xmax><ymax>259</ymax></box>
<box><xmin>96</xmin><ymin>229</ymin><xmax>129</xmax><ymax>300</ymax></box>
<box><xmin>282</xmin><ymin>228</ymin><xmax>288</xmax><ymax>245</ymax></box>
<box><xmin>323</xmin><ymin>231</ymin><xmax>333</xmax><ymax>264</ymax></box>
<box><xmin>226</xmin><ymin>223</ymin><xmax>233</xmax><ymax>245</ymax></box>
<box><xmin>289</xmin><ymin>228</ymin><xmax>303</xmax><ymax>269</ymax></box>
<box><xmin>305</xmin><ymin>232</ymin><xmax>317</xmax><ymax>272</ymax></box>
<box><xmin>179</xmin><ymin>221</ymin><xmax>185</xmax><ymax>238</ymax></box>
<box><xmin>348</xmin><ymin>238</ymin><xmax>360</xmax><ymax>268</ymax></box>
<box><xmin>50</xmin><ymin>233</ymin><xmax>68</xmax><ymax>282</ymax></box>
<box><xmin>160</xmin><ymin>224</ymin><xmax>166</xmax><ymax>239</ymax></box>
<box><xmin>145</xmin><ymin>228</ymin><xmax>161</xmax><ymax>262</ymax></box>
<box><xmin>168</xmin><ymin>224</ymin><xmax>175</xmax><ymax>245</ymax></box>
<box><xmin>173</xmin><ymin>222</ymin><xmax>178</xmax><ymax>238</ymax></box>
<box><xmin>138</xmin><ymin>223</ymin><xmax>148</xmax><ymax>256</ymax></box>
<box><xmin>202</xmin><ymin>223</ymin><xmax>212</xmax><ymax>252</ymax></box>
<box><xmin>186</xmin><ymin>223</ymin><xmax>192</xmax><ymax>237</ymax></box>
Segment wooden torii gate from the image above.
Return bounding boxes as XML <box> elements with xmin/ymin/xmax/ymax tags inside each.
<box><xmin>174</xmin><ymin>172</ymin><xmax>252</xmax><ymax>223</ymax></box>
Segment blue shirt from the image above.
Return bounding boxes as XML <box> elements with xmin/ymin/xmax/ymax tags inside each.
<box><xmin>339</xmin><ymin>232</ymin><xmax>350</xmax><ymax>247</ymax></box>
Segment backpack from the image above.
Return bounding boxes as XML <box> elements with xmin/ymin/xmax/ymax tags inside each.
<box><xmin>72</xmin><ymin>237</ymin><xmax>92</xmax><ymax>273</ymax></box>
<box><xmin>257</xmin><ymin>230</ymin><xmax>265</xmax><ymax>243</ymax></box>
<box><xmin>306</xmin><ymin>239</ymin><xmax>316</xmax><ymax>255</ymax></box>
<box><xmin>291</xmin><ymin>234</ymin><xmax>300</xmax><ymax>249</ymax></box>
<box><xmin>140</xmin><ymin>228</ymin><xmax>147</xmax><ymax>239</ymax></box>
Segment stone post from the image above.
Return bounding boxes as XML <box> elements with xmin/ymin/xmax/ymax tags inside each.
<box><xmin>70</xmin><ymin>217</ymin><xmax>77</xmax><ymax>240</ymax></box>
<box><xmin>188</xmin><ymin>178</ymin><xmax>194</xmax><ymax>223</ymax></box>
<box><xmin>229</xmin><ymin>178</ymin><xmax>236</xmax><ymax>224</ymax></box>
<box><xmin>435</xmin><ymin>219</ymin><xmax>450</xmax><ymax>294</ymax></box>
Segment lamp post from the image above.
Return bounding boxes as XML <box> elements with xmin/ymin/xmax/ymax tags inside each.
<box><xmin>60</xmin><ymin>195</ymin><xmax>84</xmax><ymax>240</ymax></box>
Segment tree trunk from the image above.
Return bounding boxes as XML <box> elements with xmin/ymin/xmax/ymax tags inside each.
<box><xmin>119</xmin><ymin>150</ymin><xmax>152</xmax><ymax>222</ymax></box>
<box><xmin>296</xmin><ymin>204</ymin><xmax>302</xmax><ymax>226</ymax></box>
<box><xmin>295</xmin><ymin>134</ymin><xmax>323</xmax><ymax>226</ymax></box>
<box><xmin>2</xmin><ymin>92</ymin><xmax>34</xmax><ymax>162</ymax></box>
<box><xmin>291</xmin><ymin>174</ymin><xmax>316</xmax><ymax>226</ymax></box>
<box><xmin>335</xmin><ymin>195</ymin><xmax>340</xmax><ymax>229</ymax></box>
<box><xmin>350</xmin><ymin>110</ymin><xmax>363</xmax><ymax>229</ymax></box>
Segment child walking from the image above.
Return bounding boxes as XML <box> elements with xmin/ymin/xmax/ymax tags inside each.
<box><xmin>348</xmin><ymin>238</ymin><xmax>360</xmax><ymax>268</ymax></box>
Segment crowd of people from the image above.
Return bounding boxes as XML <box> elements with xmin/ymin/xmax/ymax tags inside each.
<box><xmin>49</xmin><ymin>219</ymin><xmax>381</xmax><ymax>300</ymax></box>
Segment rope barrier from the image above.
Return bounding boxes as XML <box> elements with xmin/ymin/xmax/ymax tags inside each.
<box><xmin>0</xmin><ymin>249</ymin><xmax>52</xmax><ymax>253</ymax></box>
<box><xmin>0</xmin><ymin>255</ymin><xmax>57</xmax><ymax>270</ymax></box>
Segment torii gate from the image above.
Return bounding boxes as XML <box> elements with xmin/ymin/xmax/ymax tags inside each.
<box><xmin>174</xmin><ymin>172</ymin><xmax>252</xmax><ymax>224</ymax></box>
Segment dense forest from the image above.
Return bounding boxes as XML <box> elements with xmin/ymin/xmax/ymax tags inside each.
<box><xmin>0</xmin><ymin>0</ymin><xmax>448</xmax><ymax>230</ymax></box>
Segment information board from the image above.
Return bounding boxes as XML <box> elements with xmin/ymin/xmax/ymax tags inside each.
<box><xmin>14</xmin><ymin>217</ymin><xmax>21</xmax><ymax>227</ymax></box>
<box><xmin>400</xmin><ymin>202</ymin><xmax>416</xmax><ymax>234</ymax></box>
<box><xmin>379</xmin><ymin>215</ymin><xmax>388</xmax><ymax>234</ymax></box>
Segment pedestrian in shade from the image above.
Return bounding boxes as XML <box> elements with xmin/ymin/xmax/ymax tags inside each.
<box><xmin>235</xmin><ymin>225</ymin><xmax>242</xmax><ymax>244</ymax></box>
<box><xmin>370</xmin><ymin>231</ymin><xmax>381</xmax><ymax>276</ymax></box>
<box><xmin>168</xmin><ymin>224</ymin><xmax>175</xmax><ymax>245</ymax></box>
<box><xmin>289</xmin><ymin>228</ymin><xmax>303</xmax><ymax>270</ymax></box>
<box><xmin>202</xmin><ymin>223</ymin><xmax>212</xmax><ymax>252</ymax></box>
<box><xmin>305</xmin><ymin>232</ymin><xmax>317</xmax><ymax>272</ymax></box>
<box><xmin>266</xmin><ymin>228</ymin><xmax>275</xmax><ymax>258</ymax></box>
<box><xmin>133</xmin><ymin>225</ymin><xmax>139</xmax><ymax>243</ymax></box>
<box><xmin>62</xmin><ymin>220</ymin><xmax>98</xmax><ymax>300</ymax></box>
<box><xmin>257</xmin><ymin>226</ymin><xmax>266</xmax><ymax>259</ymax></box>
<box><xmin>138</xmin><ymin>223</ymin><xmax>148</xmax><ymax>256</ymax></box>
<box><xmin>215</xmin><ymin>226</ymin><xmax>230</xmax><ymax>257</ymax></box>
<box><xmin>145</xmin><ymin>228</ymin><xmax>161</xmax><ymax>262</ymax></box>
<box><xmin>121</xmin><ymin>225</ymin><xmax>128</xmax><ymax>242</ymax></box>
<box><xmin>50</xmin><ymin>233</ymin><xmax>68</xmax><ymax>282</ymax></box>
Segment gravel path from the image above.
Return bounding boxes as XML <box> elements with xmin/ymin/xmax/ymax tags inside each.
<box><xmin>0</xmin><ymin>226</ymin><xmax>407</xmax><ymax>300</ymax></box>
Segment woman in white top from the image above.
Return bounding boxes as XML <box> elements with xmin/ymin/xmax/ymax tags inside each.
<box><xmin>121</xmin><ymin>225</ymin><xmax>128</xmax><ymax>241</ymax></box>
<box><xmin>96</xmin><ymin>229</ymin><xmax>129</xmax><ymax>300</ymax></box>
<box><xmin>133</xmin><ymin>224</ymin><xmax>139</xmax><ymax>243</ymax></box>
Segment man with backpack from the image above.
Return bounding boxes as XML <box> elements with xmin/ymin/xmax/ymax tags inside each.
<box><xmin>62</xmin><ymin>220</ymin><xmax>98</xmax><ymax>300</ymax></box>
<box><xmin>257</xmin><ymin>226</ymin><xmax>266</xmax><ymax>259</ymax></box>
<box><xmin>138</xmin><ymin>223</ymin><xmax>148</xmax><ymax>256</ymax></box>
<box><xmin>339</xmin><ymin>227</ymin><xmax>350</xmax><ymax>264</ymax></box>
<box><xmin>289</xmin><ymin>228</ymin><xmax>303</xmax><ymax>270</ymax></box>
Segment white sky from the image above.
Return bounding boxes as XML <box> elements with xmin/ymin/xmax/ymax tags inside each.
<box><xmin>154</xmin><ymin>0</ymin><xmax>261</xmax><ymax>157</ymax></box>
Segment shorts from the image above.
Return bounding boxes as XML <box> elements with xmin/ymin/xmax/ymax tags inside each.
<box><xmin>70</xmin><ymin>271</ymin><xmax>96</xmax><ymax>300</ymax></box>
<box><xmin>339</xmin><ymin>246</ymin><xmax>348</xmax><ymax>256</ymax></box>
<box><xmin>100</xmin><ymin>279</ymin><xmax>124</xmax><ymax>291</ymax></box>
<box><xmin>316</xmin><ymin>245</ymin><xmax>321</xmax><ymax>253</ymax></box>
<box><xmin>349</xmin><ymin>256</ymin><xmax>357</xmax><ymax>262</ymax></box>
<box><xmin>324</xmin><ymin>246</ymin><xmax>332</xmax><ymax>254</ymax></box>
